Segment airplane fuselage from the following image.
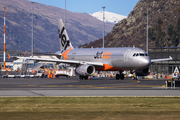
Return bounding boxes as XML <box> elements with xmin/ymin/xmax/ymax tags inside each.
<box><xmin>56</xmin><ymin>47</ymin><xmax>151</xmax><ymax>71</ymax></box>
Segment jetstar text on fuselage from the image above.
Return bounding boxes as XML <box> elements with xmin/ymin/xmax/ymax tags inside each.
<box><xmin>94</xmin><ymin>51</ymin><xmax>112</xmax><ymax>59</ymax></box>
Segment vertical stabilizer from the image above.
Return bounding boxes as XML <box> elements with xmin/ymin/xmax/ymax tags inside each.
<box><xmin>58</xmin><ymin>19</ymin><xmax>73</xmax><ymax>51</ymax></box>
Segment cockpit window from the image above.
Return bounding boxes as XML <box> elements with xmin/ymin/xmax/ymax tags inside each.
<box><xmin>133</xmin><ymin>53</ymin><xmax>149</xmax><ymax>57</ymax></box>
<box><xmin>140</xmin><ymin>53</ymin><xmax>144</xmax><ymax>56</ymax></box>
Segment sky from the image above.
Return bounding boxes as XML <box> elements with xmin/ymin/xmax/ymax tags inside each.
<box><xmin>29</xmin><ymin>0</ymin><xmax>139</xmax><ymax>16</ymax></box>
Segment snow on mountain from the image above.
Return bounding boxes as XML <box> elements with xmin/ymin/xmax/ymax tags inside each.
<box><xmin>91</xmin><ymin>11</ymin><xmax>127</xmax><ymax>24</ymax></box>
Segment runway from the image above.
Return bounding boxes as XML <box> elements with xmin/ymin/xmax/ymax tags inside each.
<box><xmin>0</xmin><ymin>77</ymin><xmax>179</xmax><ymax>97</ymax></box>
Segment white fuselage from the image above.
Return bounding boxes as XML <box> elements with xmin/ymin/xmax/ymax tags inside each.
<box><xmin>56</xmin><ymin>47</ymin><xmax>151</xmax><ymax>71</ymax></box>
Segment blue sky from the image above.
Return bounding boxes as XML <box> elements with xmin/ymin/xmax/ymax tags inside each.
<box><xmin>29</xmin><ymin>0</ymin><xmax>139</xmax><ymax>16</ymax></box>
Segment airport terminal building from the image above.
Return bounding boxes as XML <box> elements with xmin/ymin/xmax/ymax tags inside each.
<box><xmin>149</xmin><ymin>47</ymin><xmax>180</xmax><ymax>78</ymax></box>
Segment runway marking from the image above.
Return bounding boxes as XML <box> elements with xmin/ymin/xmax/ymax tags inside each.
<box><xmin>28</xmin><ymin>85</ymin><xmax>37</xmax><ymax>87</ymax></box>
<box><xmin>40</xmin><ymin>85</ymin><xmax>59</xmax><ymax>87</ymax></box>
<box><xmin>15</xmin><ymin>80</ymin><xmax>164</xmax><ymax>89</ymax></box>
<box><xmin>18</xmin><ymin>85</ymin><xmax>37</xmax><ymax>87</ymax></box>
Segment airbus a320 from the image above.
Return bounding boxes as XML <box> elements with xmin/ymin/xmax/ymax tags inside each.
<box><xmin>9</xmin><ymin>19</ymin><xmax>172</xmax><ymax>80</ymax></box>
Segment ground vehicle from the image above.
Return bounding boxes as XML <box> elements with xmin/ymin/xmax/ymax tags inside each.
<box><xmin>55</xmin><ymin>67</ymin><xmax>73</xmax><ymax>78</ymax></box>
<box><xmin>172</xmin><ymin>73</ymin><xmax>180</xmax><ymax>80</ymax></box>
<box><xmin>36</xmin><ymin>70</ymin><xmax>47</xmax><ymax>78</ymax></box>
<box><xmin>13</xmin><ymin>61</ymin><xmax>22</xmax><ymax>71</ymax></box>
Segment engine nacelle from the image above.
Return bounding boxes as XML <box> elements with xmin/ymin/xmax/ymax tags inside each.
<box><xmin>75</xmin><ymin>64</ymin><xmax>95</xmax><ymax>76</ymax></box>
<box><xmin>135</xmin><ymin>67</ymin><xmax>150</xmax><ymax>76</ymax></box>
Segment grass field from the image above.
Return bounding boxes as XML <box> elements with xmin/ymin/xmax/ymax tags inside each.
<box><xmin>0</xmin><ymin>97</ymin><xmax>180</xmax><ymax>120</ymax></box>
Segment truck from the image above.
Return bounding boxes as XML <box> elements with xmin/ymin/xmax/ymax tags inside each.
<box><xmin>55</xmin><ymin>67</ymin><xmax>74</xmax><ymax>78</ymax></box>
<box><xmin>13</xmin><ymin>60</ymin><xmax>23</xmax><ymax>71</ymax></box>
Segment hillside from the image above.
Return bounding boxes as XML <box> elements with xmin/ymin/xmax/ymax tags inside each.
<box><xmin>83</xmin><ymin>0</ymin><xmax>180</xmax><ymax>50</ymax></box>
<box><xmin>0</xmin><ymin>0</ymin><xmax>114</xmax><ymax>52</ymax></box>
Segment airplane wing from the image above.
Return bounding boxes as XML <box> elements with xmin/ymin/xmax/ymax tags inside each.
<box><xmin>151</xmin><ymin>56</ymin><xmax>173</xmax><ymax>63</ymax></box>
<box><xmin>33</xmin><ymin>52</ymin><xmax>62</xmax><ymax>59</ymax></box>
<box><xmin>8</xmin><ymin>55</ymin><xmax>103</xmax><ymax>66</ymax></box>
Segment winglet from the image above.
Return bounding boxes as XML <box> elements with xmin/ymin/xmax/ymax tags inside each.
<box><xmin>8</xmin><ymin>54</ymin><xmax>11</xmax><ymax>59</ymax></box>
<box><xmin>169</xmin><ymin>56</ymin><xmax>173</xmax><ymax>60</ymax></box>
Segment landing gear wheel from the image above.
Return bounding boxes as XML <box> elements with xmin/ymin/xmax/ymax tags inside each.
<box><xmin>116</xmin><ymin>74</ymin><xmax>120</xmax><ymax>80</ymax></box>
<box><xmin>84</xmin><ymin>76</ymin><xmax>88</xmax><ymax>80</ymax></box>
<box><xmin>120</xmin><ymin>74</ymin><xmax>124</xmax><ymax>80</ymax></box>
<box><xmin>79</xmin><ymin>76</ymin><xmax>83</xmax><ymax>80</ymax></box>
<box><xmin>79</xmin><ymin>76</ymin><xmax>89</xmax><ymax>80</ymax></box>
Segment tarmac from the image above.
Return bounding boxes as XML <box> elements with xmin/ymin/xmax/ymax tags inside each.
<box><xmin>0</xmin><ymin>76</ymin><xmax>179</xmax><ymax>97</ymax></box>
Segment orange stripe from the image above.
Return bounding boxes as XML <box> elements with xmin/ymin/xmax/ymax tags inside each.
<box><xmin>96</xmin><ymin>64</ymin><xmax>124</xmax><ymax>71</ymax></box>
<box><xmin>4</xmin><ymin>25</ymin><xmax>5</xmax><ymax>34</ymax></box>
<box><xmin>3</xmin><ymin>61</ymin><xmax>6</xmax><ymax>70</ymax></box>
<box><xmin>4</xmin><ymin>43</ymin><xmax>5</xmax><ymax>52</ymax></box>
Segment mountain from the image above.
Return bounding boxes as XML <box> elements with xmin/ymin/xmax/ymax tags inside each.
<box><xmin>0</xmin><ymin>0</ymin><xmax>114</xmax><ymax>53</ymax></box>
<box><xmin>91</xmin><ymin>11</ymin><xmax>127</xmax><ymax>24</ymax></box>
<box><xmin>83</xmin><ymin>0</ymin><xmax>180</xmax><ymax>50</ymax></box>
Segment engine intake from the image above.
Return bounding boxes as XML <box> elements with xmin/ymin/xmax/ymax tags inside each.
<box><xmin>76</xmin><ymin>64</ymin><xmax>95</xmax><ymax>76</ymax></box>
<box><xmin>135</xmin><ymin>67</ymin><xmax>149</xmax><ymax>76</ymax></box>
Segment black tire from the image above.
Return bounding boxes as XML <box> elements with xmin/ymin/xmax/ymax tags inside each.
<box><xmin>116</xmin><ymin>74</ymin><xmax>120</xmax><ymax>80</ymax></box>
<box><xmin>84</xmin><ymin>76</ymin><xmax>88</xmax><ymax>80</ymax></box>
<box><xmin>79</xmin><ymin>76</ymin><xmax>83</xmax><ymax>80</ymax></box>
<box><xmin>120</xmin><ymin>74</ymin><xmax>124</xmax><ymax>80</ymax></box>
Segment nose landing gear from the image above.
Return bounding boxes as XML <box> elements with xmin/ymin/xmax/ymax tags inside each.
<box><xmin>116</xmin><ymin>71</ymin><xmax>124</xmax><ymax>80</ymax></box>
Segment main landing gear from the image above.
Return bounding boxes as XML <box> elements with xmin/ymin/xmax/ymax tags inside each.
<box><xmin>116</xmin><ymin>71</ymin><xmax>124</xmax><ymax>80</ymax></box>
<box><xmin>79</xmin><ymin>75</ymin><xmax>88</xmax><ymax>80</ymax></box>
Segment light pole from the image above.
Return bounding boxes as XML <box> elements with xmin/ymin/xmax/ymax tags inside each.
<box><xmin>31</xmin><ymin>2</ymin><xmax>34</xmax><ymax>57</ymax></box>
<box><xmin>146</xmin><ymin>7</ymin><xmax>148</xmax><ymax>53</ymax></box>
<box><xmin>64</xmin><ymin>0</ymin><xmax>66</xmax><ymax>28</ymax></box>
<box><xmin>3</xmin><ymin>7</ymin><xmax>6</xmax><ymax>70</ymax></box>
<box><xmin>102</xmin><ymin>6</ymin><xmax>105</xmax><ymax>48</ymax></box>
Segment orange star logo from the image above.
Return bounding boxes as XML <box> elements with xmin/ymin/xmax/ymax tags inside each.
<box><xmin>62</xmin><ymin>47</ymin><xmax>72</xmax><ymax>60</ymax></box>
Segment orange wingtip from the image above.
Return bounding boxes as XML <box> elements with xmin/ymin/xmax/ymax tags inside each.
<box><xmin>8</xmin><ymin>54</ymin><xmax>11</xmax><ymax>59</ymax></box>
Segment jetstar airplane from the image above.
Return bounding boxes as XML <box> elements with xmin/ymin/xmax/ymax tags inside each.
<box><xmin>9</xmin><ymin>19</ymin><xmax>173</xmax><ymax>80</ymax></box>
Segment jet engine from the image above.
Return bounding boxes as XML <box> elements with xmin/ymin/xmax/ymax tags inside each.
<box><xmin>135</xmin><ymin>67</ymin><xmax>149</xmax><ymax>76</ymax></box>
<box><xmin>75</xmin><ymin>64</ymin><xmax>95</xmax><ymax>76</ymax></box>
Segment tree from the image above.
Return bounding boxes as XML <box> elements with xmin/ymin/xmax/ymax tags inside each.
<box><xmin>171</xmin><ymin>31</ymin><xmax>179</xmax><ymax>46</ymax></box>
<box><xmin>155</xmin><ymin>24</ymin><xmax>165</xmax><ymax>47</ymax></box>
<box><xmin>155</xmin><ymin>38</ymin><xmax>159</xmax><ymax>48</ymax></box>
<box><xmin>148</xmin><ymin>28</ymin><xmax>155</xmax><ymax>41</ymax></box>
<box><xmin>157</xmin><ymin>18</ymin><xmax>163</xmax><ymax>25</ymax></box>
<box><xmin>167</xmin><ymin>24</ymin><xmax>174</xmax><ymax>42</ymax></box>
<box><xmin>176</xmin><ymin>17</ymin><xmax>180</xmax><ymax>40</ymax></box>
<box><xmin>167</xmin><ymin>25</ymin><xmax>174</xmax><ymax>36</ymax></box>
<box><xmin>176</xmin><ymin>17</ymin><xmax>180</xmax><ymax>35</ymax></box>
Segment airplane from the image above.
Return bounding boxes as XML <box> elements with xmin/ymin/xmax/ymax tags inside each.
<box><xmin>9</xmin><ymin>19</ymin><xmax>173</xmax><ymax>80</ymax></box>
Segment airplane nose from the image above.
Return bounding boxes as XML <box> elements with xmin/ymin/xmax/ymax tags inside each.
<box><xmin>141</xmin><ymin>57</ymin><xmax>151</xmax><ymax>67</ymax></box>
